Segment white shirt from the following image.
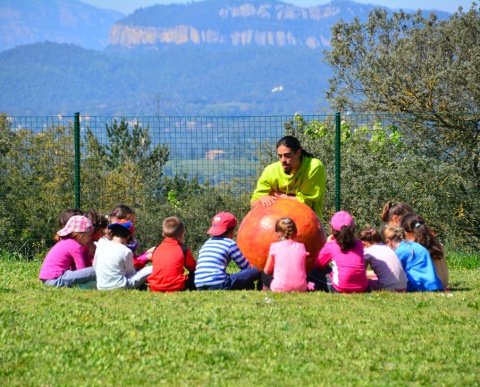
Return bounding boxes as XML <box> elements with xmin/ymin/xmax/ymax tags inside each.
<box><xmin>93</xmin><ymin>238</ymin><xmax>135</xmax><ymax>290</ymax></box>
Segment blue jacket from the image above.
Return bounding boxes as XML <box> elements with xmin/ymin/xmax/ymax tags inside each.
<box><xmin>395</xmin><ymin>241</ymin><xmax>443</xmax><ymax>292</ymax></box>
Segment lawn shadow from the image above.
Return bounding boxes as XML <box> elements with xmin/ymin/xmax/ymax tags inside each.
<box><xmin>445</xmin><ymin>283</ymin><xmax>472</xmax><ymax>292</ymax></box>
<box><xmin>0</xmin><ymin>287</ymin><xmax>15</xmax><ymax>293</ymax></box>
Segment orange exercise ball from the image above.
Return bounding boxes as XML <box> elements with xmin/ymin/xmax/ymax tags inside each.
<box><xmin>237</xmin><ymin>198</ymin><xmax>326</xmax><ymax>271</ymax></box>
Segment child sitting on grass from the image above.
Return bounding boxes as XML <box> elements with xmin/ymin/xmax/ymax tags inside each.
<box><xmin>39</xmin><ymin>215</ymin><xmax>96</xmax><ymax>288</ymax></box>
<box><xmin>359</xmin><ymin>227</ymin><xmax>407</xmax><ymax>292</ymax></box>
<box><xmin>93</xmin><ymin>221</ymin><xmax>152</xmax><ymax>290</ymax></box>
<box><xmin>261</xmin><ymin>217</ymin><xmax>308</xmax><ymax>292</ymax></box>
<box><xmin>194</xmin><ymin>212</ymin><xmax>260</xmax><ymax>290</ymax></box>
<box><xmin>383</xmin><ymin>226</ymin><xmax>443</xmax><ymax>292</ymax></box>
<box><xmin>148</xmin><ymin>216</ymin><xmax>196</xmax><ymax>292</ymax></box>
<box><xmin>401</xmin><ymin>213</ymin><xmax>449</xmax><ymax>290</ymax></box>
<box><xmin>312</xmin><ymin>211</ymin><xmax>368</xmax><ymax>293</ymax></box>
<box><xmin>109</xmin><ymin>204</ymin><xmax>154</xmax><ymax>270</ymax></box>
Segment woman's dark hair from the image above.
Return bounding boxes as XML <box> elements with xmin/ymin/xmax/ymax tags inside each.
<box><xmin>401</xmin><ymin>214</ymin><xmax>444</xmax><ymax>260</ymax></box>
<box><xmin>332</xmin><ymin>225</ymin><xmax>356</xmax><ymax>252</ymax></box>
<box><xmin>359</xmin><ymin>228</ymin><xmax>382</xmax><ymax>244</ymax></box>
<box><xmin>110</xmin><ymin>204</ymin><xmax>135</xmax><ymax>220</ymax></box>
<box><xmin>276</xmin><ymin>135</ymin><xmax>314</xmax><ymax>158</ymax></box>
<box><xmin>380</xmin><ymin>201</ymin><xmax>414</xmax><ymax>223</ymax></box>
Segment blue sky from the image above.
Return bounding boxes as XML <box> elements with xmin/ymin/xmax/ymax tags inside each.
<box><xmin>83</xmin><ymin>0</ymin><xmax>475</xmax><ymax>15</ymax></box>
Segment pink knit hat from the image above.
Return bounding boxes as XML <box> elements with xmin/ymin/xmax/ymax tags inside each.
<box><xmin>57</xmin><ymin>215</ymin><xmax>93</xmax><ymax>236</ymax></box>
<box><xmin>330</xmin><ymin>211</ymin><xmax>354</xmax><ymax>231</ymax></box>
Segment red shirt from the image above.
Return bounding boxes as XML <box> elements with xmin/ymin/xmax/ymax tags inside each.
<box><xmin>148</xmin><ymin>237</ymin><xmax>196</xmax><ymax>292</ymax></box>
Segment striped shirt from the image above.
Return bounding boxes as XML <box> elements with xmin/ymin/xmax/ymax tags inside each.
<box><xmin>194</xmin><ymin>237</ymin><xmax>250</xmax><ymax>288</ymax></box>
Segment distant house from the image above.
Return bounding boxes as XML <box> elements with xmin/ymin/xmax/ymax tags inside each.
<box><xmin>205</xmin><ymin>149</ymin><xmax>225</xmax><ymax>160</ymax></box>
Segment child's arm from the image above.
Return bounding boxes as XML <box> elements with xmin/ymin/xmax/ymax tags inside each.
<box><xmin>185</xmin><ymin>248</ymin><xmax>196</xmax><ymax>273</ymax></box>
<box><xmin>72</xmin><ymin>243</ymin><xmax>89</xmax><ymax>270</ymax></box>
<box><xmin>230</xmin><ymin>243</ymin><xmax>251</xmax><ymax>270</ymax></box>
<box><xmin>314</xmin><ymin>243</ymin><xmax>333</xmax><ymax>268</ymax></box>
<box><xmin>125</xmin><ymin>251</ymin><xmax>136</xmax><ymax>277</ymax></box>
<box><xmin>263</xmin><ymin>254</ymin><xmax>274</xmax><ymax>275</ymax></box>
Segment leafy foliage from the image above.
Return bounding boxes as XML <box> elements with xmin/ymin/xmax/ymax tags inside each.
<box><xmin>284</xmin><ymin>114</ymin><xmax>479</xmax><ymax>251</ymax></box>
<box><xmin>323</xmin><ymin>4</ymin><xmax>480</xmax><ymax>250</ymax></box>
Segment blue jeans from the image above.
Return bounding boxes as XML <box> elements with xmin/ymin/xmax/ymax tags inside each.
<box><xmin>43</xmin><ymin>267</ymin><xmax>96</xmax><ymax>288</ymax></box>
<box><xmin>197</xmin><ymin>268</ymin><xmax>261</xmax><ymax>290</ymax></box>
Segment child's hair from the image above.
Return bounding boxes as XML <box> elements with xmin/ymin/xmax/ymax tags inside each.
<box><xmin>69</xmin><ymin>232</ymin><xmax>88</xmax><ymax>243</ymax></box>
<box><xmin>275</xmin><ymin>217</ymin><xmax>297</xmax><ymax>240</ymax></box>
<box><xmin>110</xmin><ymin>204</ymin><xmax>135</xmax><ymax>220</ymax></box>
<box><xmin>58</xmin><ymin>208</ymin><xmax>84</xmax><ymax>228</ymax></box>
<box><xmin>381</xmin><ymin>201</ymin><xmax>414</xmax><ymax>223</ymax></box>
<box><xmin>332</xmin><ymin>225</ymin><xmax>356</xmax><ymax>252</ymax></box>
<box><xmin>86</xmin><ymin>208</ymin><xmax>109</xmax><ymax>232</ymax></box>
<box><xmin>401</xmin><ymin>214</ymin><xmax>444</xmax><ymax>260</ymax></box>
<box><xmin>162</xmin><ymin>216</ymin><xmax>185</xmax><ymax>239</ymax></box>
<box><xmin>382</xmin><ymin>225</ymin><xmax>406</xmax><ymax>243</ymax></box>
<box><xmin>109</xmin><ymin>226</ymin><xmax>132</xmax><ymax>239</ymax></box>
<box><xmin>359</xmin><ymin>227</ymin><xmax>382</xmax><ymax>244</ymax></box>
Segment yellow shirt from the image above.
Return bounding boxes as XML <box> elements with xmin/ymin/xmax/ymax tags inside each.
<box><xmin>251</xmin><ymin>156</ymin><xmax>326</xmax><ymax>219</ymax></box>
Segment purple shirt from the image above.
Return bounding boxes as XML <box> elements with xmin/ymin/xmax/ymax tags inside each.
<box><xmin>315</xmin><ymin>239</ymin><xmax>368</xmax><ymax>293</ymax></box>
<box><xmin>39</xmin><ymin>238</ymin><xmax>88</xmax><ymax>280</ymax></box>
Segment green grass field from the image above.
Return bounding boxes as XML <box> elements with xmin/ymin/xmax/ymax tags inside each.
<box><xmin>1</xmin><ymin>258</ymin><xmax>479</xmax><ymax>386</ymax></box>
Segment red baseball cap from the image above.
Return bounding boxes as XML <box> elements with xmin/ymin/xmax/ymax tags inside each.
<box><xmin>208</xmin><ymin>212</ymin><xmax>237</xmax><ymax>236</ymax></box>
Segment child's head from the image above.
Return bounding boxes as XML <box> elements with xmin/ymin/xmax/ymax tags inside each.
<box><xmin>401</xmin><ymin>213</ymin><xmax>444</xmax><ymax>260</ymax></box>
<box><xmin>56</xmin><ymin>215</ymin><xmax>93</xmax><ymax>246</ymax></box>
<box><xmin>382</xmin><ymin>225</ymin><xmax>406</xmax><ymax>249</ymax></box>
<box><xmin>275</xmin><ymin>217</ymin><xmax>297</xmax><ymax>240</ymax></box>
<box><xmin>86</xmin><ymin>208</ymin><xmax>109</xmax><ymax>242</ymax></box>
<box><xmin>208</xmin><ymin>212</ymin><xmax>237</xmax><ymax>238</ymax></box>
<box><xmin>381</xmin><ymin>201</ymin><xmax>414</xmax><ymax>226</ymax></box>
<box><xmin>58</xmin><ymin>208</ymin><xmax>84</xmax><ymax>228</ymax></box>
<box><xmin>162</xmin><ymin>216</ymin><xmax>185</xmax><ymax>240</ymax></box>
<box><xmin>359</xmin><ymin>227</ymin><xmax>382</xmax><ymax>247</ymax></box>
<box><xmin>54</xmin><ymin>208</ymin><xmax>85</xmax><ymax>242</ymax></box>
<box><xmin>330</xmin><ymin>211</ymin><xmax>356</xmax><ymax>252</ymax></box>
<box><xmin>110</xmin><ymin>204</ymin><xmax>136</xmax><ymax>223</ymax></box>
<box><xmin>108</xmin><ymin>221</ymin><xmax>134</xmax><ymax>244</ymax></box>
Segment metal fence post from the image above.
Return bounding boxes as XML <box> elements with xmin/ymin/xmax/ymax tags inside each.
<box><xmin>335</xmin><ymin>112</ymin><xmax>341</xmax><ymax>211</ymax></box>
<box><xmin>74</xmin><ymin>112</ymin><xmax>81</xmax><ymax>209</ymax></box>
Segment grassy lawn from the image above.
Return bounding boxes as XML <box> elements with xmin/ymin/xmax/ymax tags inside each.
<box><xmin>1</xmin><ymin>258</ymin><xmax>479</xmax><ymax>386</ymax></box>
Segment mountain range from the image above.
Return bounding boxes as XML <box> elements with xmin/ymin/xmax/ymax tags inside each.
<box><xmin>0</xmin><ymin>0</ymin><xmax>450</xmax><ymax>116</ymax></box>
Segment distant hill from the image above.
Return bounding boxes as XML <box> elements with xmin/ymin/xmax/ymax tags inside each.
<box><xmin>0</xmin><ymin>41</ymin><xmax>331</xmax><ymax>115</ymax></box>
<box><xmin>110</xmin><ymin>0</ymin><xmax>379</xmax><ymax>49</ymax></box>
<box><xmin>0</xmin><ymin>0</ymin><xmax>451</xmax><ymax>116</ymax></box>
<box><xmin>0</xmin><ymin>0</ymin><xmax>123</xmax><ymax>51</ymax></box>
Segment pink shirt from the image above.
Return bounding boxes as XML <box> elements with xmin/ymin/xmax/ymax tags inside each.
<box><xmin>269</xmin><ymin>239</ymin><xmax>308</xmax><ymax>292</ymax></box>
<box><xmin>39</xmin><ymin>238</ymin><xmax>89</xmax><ymax>280</ymax></box>
<box><xmin>315</xmin><ymin>239</ymin><xmax>367</xmax><ymax>293</ymax></box>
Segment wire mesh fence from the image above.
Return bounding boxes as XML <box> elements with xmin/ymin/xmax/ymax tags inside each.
<box><xmin>1</xmin><ymin>112</ymin><xmax>478</xmax><ymax>256</ymax></box>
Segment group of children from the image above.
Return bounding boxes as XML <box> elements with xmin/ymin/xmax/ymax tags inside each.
<box><xmin>39</xmin><ymin>201</ymin><xmax>448</xmax><ymax>293</ymax></box>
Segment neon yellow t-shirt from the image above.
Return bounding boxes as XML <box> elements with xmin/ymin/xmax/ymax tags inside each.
<box><xmin>251</xmin><ymin>156</ymin><xmax>326</xmax><ymax>219</ymax></box>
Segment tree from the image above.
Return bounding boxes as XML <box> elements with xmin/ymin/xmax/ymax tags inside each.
<box><xmin>325</xmin><ymin>4</ymin><xmax>480</xmax><ymax>192</ymax></box>
<box><xmin>84</xmin><ymin>119</ymin><xmax>170</xmax><ymax>210</ymax></box>
<box><xmin>324</xmin><ymin>4</ymin><xmax>480</xmax><ymax>248</ymax></box>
